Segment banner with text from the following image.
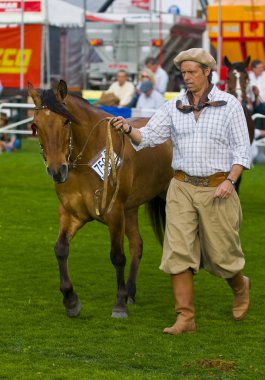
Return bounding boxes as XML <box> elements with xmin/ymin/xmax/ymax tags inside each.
<box><xmin>0</xmin><ymin>24</ymin><xmax>42</xmax><ymax>88</ymax></box>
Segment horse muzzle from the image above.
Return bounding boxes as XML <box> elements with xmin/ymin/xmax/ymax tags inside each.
<box><xmin>46</xmin><ymin>163</ymin><xmax>68</xmax><ymax>183</ymax></box>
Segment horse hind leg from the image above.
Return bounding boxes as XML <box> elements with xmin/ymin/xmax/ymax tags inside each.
<box><xmin>54</xmin><ymin>209</ymin><xmax>84</xmax><ymax>317</ymax></box>
<box><xmin>107</xmin><ymin>206</ymin><xmax>128</xmax><ymax>318</ymax></box>
<box><xmin>125</xmin><ymin>208</ymin><xmax>143</xmax><ymax>304</ymax></box>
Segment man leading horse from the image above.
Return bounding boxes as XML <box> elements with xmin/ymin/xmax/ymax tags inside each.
<box><xmin>112</xmin><ymin>48</ymin><xmax>251</xmax><ymax>335</ymax></box>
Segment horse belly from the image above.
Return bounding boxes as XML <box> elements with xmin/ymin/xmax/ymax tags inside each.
<box><xmin>125</xmin><ymin>141</ymin><xmax>173</xmax><ymax>208</ymax></box>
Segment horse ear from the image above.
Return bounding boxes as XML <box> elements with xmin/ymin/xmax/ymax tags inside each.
<box><xmin>223</xmin><ymin>56</ymin><xmax>232</xmax><ymax>68</ymax></box>
<box><xmin>28</xmin><ymin>82</ymin><xmax>41</xmax><ymax>107</ymax></box>
<box><xmin>243</xmin><ymin>56</ymin><xmax>251</xmax><ymax>68</ymax></box>
<box><xmin>56</xmin><ymin>80</ymin><xmax>68</xmax><ymax>101</ymax></box>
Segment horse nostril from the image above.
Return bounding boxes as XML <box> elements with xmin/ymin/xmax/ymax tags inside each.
<box><xmin>60</xmin><ymin>164</ymin><xmax>68</xmax><ymax>178</ymax></box>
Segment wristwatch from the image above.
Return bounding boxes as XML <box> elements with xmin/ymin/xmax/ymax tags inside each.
<box><xmin>124</xmin><ymin>124</ymin><xmax>132</xmax><ymax>135</ymax></box>
<box><xmin>226</xmin><ymin>177</ymin><xmax>236</xmax><ymax>187</ymax></box>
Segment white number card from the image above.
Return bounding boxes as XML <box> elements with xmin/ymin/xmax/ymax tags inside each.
<box><xmin>89</xmin><ymin>148</ymin><xmax>121</xmax><ymax>181</ymax></box>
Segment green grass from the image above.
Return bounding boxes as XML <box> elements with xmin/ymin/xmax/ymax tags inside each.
<box><xmin>0</xmin><ymin>139</ymin><xmax>264</xmax><ymax>380</ymax></box>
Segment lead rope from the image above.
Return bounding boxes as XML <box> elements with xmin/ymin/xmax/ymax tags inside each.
<box><xmin>93</xmin><ymin>119</ymin><xmax>125</xmax><ymax>217</ymax></box>
<box><xmin>100</xmin><ymin>119</ymin><xmax>118</xmax><ymax>213</ymax></box>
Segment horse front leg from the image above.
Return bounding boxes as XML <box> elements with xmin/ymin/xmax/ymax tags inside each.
<box><xmin>125</xmin><ymin>208</ymin><xmax>143</xmax><ymax>304</ymax></box>
<box><xmin>107</xmin><ymin>206</ymin><xmax>128</xmax><ymax>318</ymax></box>
<box><xmin>54</xmin><ymin>205</ymin><xmax>85</xmax><ymax>317</ymax></box>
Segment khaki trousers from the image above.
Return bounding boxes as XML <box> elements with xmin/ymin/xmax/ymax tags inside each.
<box><xmin>160</xmin><ymin>178</ymin><xmax>245</xmax><ymax>279</ymax></box>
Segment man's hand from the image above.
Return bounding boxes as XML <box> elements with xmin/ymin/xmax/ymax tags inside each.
<box><xmin>213</xmin><ymin>180</ymin><xmax>235</xmax><ymax>199</ymax></box>
<box><xmin>109</xmin><ymin>116</ymin><xmax>131</xmax><ymax>133</ymax></box>
<box><xmin>109</xmin><ymin>116</ymin><xmax>142</xmax><ymax>145</ymax></box>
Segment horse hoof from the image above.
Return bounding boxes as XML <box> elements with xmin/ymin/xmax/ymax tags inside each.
<box><xmin>111</xmin><ymin>311</ymin><xmax>128</xmax><ymax>318</ymax></box>
<box><xmin>127</xmin><ymin>297</ymin><xmax>135</xmax><ymax>305</ymax></box>
<box><xmin>65</xmin><ymin>299</ymin><xmax>81</xmax><ymax>318</ymax></box>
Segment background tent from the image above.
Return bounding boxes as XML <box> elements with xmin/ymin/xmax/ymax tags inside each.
<box><xmin>0</xmin><ymin>0</ymin><xmax>84</xmax><ymax>89</ymax></box>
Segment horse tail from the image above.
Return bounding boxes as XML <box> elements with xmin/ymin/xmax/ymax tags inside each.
<box><xmin>146</xmin><ymin>196</ymin><xmax>166</xmax><ymax>246</ymax></box>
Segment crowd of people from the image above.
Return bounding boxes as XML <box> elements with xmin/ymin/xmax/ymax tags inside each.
<box><xmin>96</xmin><ymin>54</ymin><xmax>265</xmax><ymax>123</ymax></box>
<box><xmin>97</xmin><ymin>56</ymin><xmax>169</xmax><ymax>109</ymax></box>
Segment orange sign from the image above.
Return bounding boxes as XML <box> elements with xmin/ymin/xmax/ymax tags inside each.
<box><xmin>0</xmin><ymin>24</ymin><xmax>42</xmax><ymax>88</ymax></box>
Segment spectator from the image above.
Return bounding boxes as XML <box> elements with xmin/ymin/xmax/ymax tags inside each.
<box><xmin>128</xmin><ymin>68</ymin><xmax>155</xmax><ymax>108</ymax></box>
<box><xmin>136</xmin><ymin>80</ymin><xmax>164</xmax><ymax>110</ymax></box>
<box><xmin>249</xmin><ymin>60</ymin><xmax>265</xmax><ymax>103</ymax></box>
<box><xmin>105</xmin><ymin>70</ymin><xmax>135</xmax><ymax>107</ymax></box>
<box><xmin>0</xmin><ymin>113</ymin><xmax>21</xmax><ymax>153</ymax></box>
<box><xmin>0</xmin><ymin>134</ymin><xmax>21</xmax><ymax>153</ymax></box>
<box><xmin>145</xmin><ymin>57</ymin><xmax>169</xmax><ymax>95</ymax></box>
<box><xmin>137</xmin><ymin>68</ymin><xmax>155</xmax><ymax>88</ymax></box>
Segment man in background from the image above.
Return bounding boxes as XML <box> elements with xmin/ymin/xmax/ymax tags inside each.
<box><xmin>136</xmin><ymin>80</ymin><xmax>164</xmax><ymax>110</ymax></box>
<box><xmin>248</xmin><ymin>60</ymin><xmax>265</xmax><ymax>107</ymax></box>
<box><xmin>145</xmin><ymin>57</ymin><xmax>169</xmax><ymax>95</ymax></box>
<box><xmin>105</xmin><ymin>70</ymin><xmax>135</xmax><ymax>107</ymax></box>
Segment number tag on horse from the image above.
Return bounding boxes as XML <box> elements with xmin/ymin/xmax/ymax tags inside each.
<box><xmin>89</xmin><ymin>148</ymin><xmax>121</xmax><ymax>181</ymax></box>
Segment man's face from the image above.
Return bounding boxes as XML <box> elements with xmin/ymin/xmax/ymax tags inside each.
<box><xmin>116</xmin><ymin>72</ymin><xmax>127</xmax><ymax>85</ymax></box>
<box><xmin>180</xmin><ymin>61</ymin><xmax>210</xmax><ymax>93</ymax></box>
<box><xmin>253</xmin><ymin>63</ymin><xmax>263</xmax><ymax>77</ymax></box>
<box><xmin>146</xmin><ymin>63</ymin><xmax>158</xmax><ymax>73</ymax></box>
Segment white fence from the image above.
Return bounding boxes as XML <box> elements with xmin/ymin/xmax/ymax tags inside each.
<box><xmin>0</xmin><ymin>103</ymin><xmax>34</xmax><ymax>135</ymax></box>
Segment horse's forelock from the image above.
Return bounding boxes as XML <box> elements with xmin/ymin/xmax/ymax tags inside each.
<box><xmin>40</xmin><ymin>89</ymin><xmax>78</xmax><ymax>123</ymax></box>
<box><xmin>229</xmin><ymin>62</ymin><xmax>246</xmax><ymax>73</ymax></box>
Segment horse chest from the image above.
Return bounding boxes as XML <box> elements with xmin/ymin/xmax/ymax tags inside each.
<box><xmin>56</xmin><ymin>187</ymin><xmax>95</xmax><ymax>221</ymax></box>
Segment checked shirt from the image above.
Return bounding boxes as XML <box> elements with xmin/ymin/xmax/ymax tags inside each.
<box><xmin>132</xmin><ymin>85</ymin><xmax>251</xmax><ymax>177</ymax></box>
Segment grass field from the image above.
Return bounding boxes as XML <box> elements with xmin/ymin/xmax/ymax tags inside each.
<box><xmin>0</xmin><ymin>139</ymin><xmax>265</xmax><ymax>380</ymax></box>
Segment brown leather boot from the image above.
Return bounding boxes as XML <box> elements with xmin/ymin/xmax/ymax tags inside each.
<box><xmin>227</xmin><ymin>273</ymin><xmax>250</xmax><ymax>321</ymax></box>
<box><xmin>163</xmin><ymin>270</ymin><xmax>196</xmax><ymax>335</ymax></box>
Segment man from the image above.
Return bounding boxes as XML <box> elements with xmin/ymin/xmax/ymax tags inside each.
<box><xmin>249</xmin><ymin>59</ymin><xmax>265</xmax><ymax>103</ymax></box>
<box><xmin>145</xmin><ymin>57</ymin><xmax>169</xmax><ymax>95</ymax></box>
<box><xmin>136</xmin><ymin>80</ymin><xmax>164</xmax><ymax>110</ymax></box>
<box><xmin>111</xmin><ymin>48</ymin><xmax>251</xmax><ymax>335</ymax></box>
<box><xmin>105</xmin><ymin>70</ymin><xmax>135</xmax><ymax>107</ymax></box>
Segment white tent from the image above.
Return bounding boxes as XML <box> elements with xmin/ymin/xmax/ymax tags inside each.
<box><xmin>0</xmin><ymin>0</ymin><xmax>83</xmax><ymax>27</ymax></box>
<box><xmin>0</xmin><ymin>0</ymin><xmax>85</xmax><ymax>88</ymax></box>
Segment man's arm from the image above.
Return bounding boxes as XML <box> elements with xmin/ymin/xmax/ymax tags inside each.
<box><xmin>213</xmin><ymin>164</ymin><xmax>243</xmax><ymax>199</ymax></box>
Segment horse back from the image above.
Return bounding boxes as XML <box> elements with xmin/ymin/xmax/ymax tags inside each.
<box><xmin>120</xmin><ymin>117</ymin><xmax>173</xmax><ymax>208</ymax></box>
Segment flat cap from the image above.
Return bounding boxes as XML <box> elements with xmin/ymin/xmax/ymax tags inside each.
<box><xmin>140</xmin><ymin>80</ymin><xmax>153</xmax><ymax>93</ymax></box>
<box><xmin>174</xmin><ymin>48</ymin><xmax>216</xmax><ymax>69</ymax></box>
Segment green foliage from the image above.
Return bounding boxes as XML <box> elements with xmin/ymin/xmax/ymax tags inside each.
<box><xmin>0</xmin><ymin>139</ymin><xmax>264</xmax><ymax>379</ymax></box>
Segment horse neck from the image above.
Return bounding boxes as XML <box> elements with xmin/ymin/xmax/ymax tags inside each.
<box><xmin>65</xmin><ymin>95</ymin><xmax>114</xmax><ymax>159</ymax></box>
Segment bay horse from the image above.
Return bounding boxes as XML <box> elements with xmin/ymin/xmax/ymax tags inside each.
<box><xmin>224</xmin><ymin>56</ymin><xmax>255</xmax><ymax>192</ymax></box>
<box><xmin>28</xmin><ymin>80</ymin><xmax>173</xmax><ymax>318</ymax></box>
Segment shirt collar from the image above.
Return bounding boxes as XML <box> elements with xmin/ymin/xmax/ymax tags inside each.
<box><xmin>181</xmin><ymin>84</ymin><xmax>218</xmax><ymax>104</ymax></box>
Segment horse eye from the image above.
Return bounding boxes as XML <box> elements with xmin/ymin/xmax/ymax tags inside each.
<box><xmin>64</xmin><ymin>119</ymin><xmax>70</xmax><ymax>126</ymax></box>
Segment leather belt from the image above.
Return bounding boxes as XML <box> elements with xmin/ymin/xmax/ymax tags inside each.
<box><xmin>174</xmin><ymin>170</ymin><xmax>229</xmax><ymax>187</ymax></box>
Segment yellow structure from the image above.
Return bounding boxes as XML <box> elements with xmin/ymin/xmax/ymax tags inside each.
<box><xmin>208</xmin><ymin>0</ymin><xmax>265</xmax><ymax>63</ymax></box>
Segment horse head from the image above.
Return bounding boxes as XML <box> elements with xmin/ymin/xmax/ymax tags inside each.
<box><xmin>224</xmin><ymin>56</ymin><xmax>251</xmax><ymax>103</ymax></box>
<box><xmin>28</xmin><ymin>80</ymin><xmax>76</xmax><ymax>184</ymax></box>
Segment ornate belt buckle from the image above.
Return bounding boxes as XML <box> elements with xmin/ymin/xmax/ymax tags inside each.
<box><xmin>191</xmin><ymin>176</ymin><xmax>199</xmax><ymax>186</ymax></box>
<box><xmin>202</xmin><ymin>177</ymin><xmax>209</xmax><ymax>187</ymax></box>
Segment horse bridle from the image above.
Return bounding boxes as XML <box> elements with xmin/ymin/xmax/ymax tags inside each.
<box><xmin>33</xmin><ymin>105</ymin><xmax>74</xmax><ymax>168</ymax></box>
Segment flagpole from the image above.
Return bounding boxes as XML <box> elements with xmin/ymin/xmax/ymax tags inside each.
<box><xmin>217</xmin><ymin>0</ymin><xmax>222</xmax><ymax>80</ymax></box>
<box><xmin>20</xmin><ymin>0</ymin><xmax>24</xmax><ymax>89</ymax></box>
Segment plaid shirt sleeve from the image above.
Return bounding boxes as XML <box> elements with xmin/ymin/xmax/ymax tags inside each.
<box><xmin>131</xmin><ymin>103</ymin><xmax>172</xmax><ymax>151</ymax></box>
<box><xmin>228</xmin><ymin>101</ymin><xmax>251</xmax><ymax>169</ymax></box>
